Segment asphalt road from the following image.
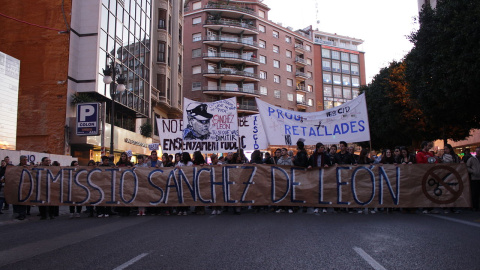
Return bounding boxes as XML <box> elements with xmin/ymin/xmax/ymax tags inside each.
<box><xmin>1</xmin><ymin>207</ymin><xmax>479</xmax><ymax>270</ymax></box>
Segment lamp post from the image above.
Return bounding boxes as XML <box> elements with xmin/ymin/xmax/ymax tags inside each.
<box><xmin>103</xmin><ymin>57</ymin><xmax>126</xmax><ymax>156</ymax></box>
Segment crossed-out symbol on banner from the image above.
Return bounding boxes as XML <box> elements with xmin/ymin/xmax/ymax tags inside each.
<box><xmin>422</xmin><ymin>165</ymin><xmax>464</xmax><ymax>204</ymax></box>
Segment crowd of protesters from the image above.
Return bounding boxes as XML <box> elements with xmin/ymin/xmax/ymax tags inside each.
<box><xmin>1</xmin><ymin>139</ymin><xmax>479</xmax><ymax>220</ymax></box>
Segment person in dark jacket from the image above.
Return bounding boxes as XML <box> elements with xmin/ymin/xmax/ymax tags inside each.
<box><xmin>334</xmin><ymin>141</ymin><xmax>357</xmax><ymax>165</ymax></box>
<box><xmin>294</xmin><ymin>139</ymin><xmax>309</xmax><ymax>168</ymax></box>
<box><xmin>308</xmin><ymin>143</ymin><xmax>331</xmax><ymax>168</ymax></box>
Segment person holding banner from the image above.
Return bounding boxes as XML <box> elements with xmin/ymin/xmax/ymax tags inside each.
<box><xmin>294</xmin><ymin>139</ymin><xmax>309</xmax><ymax>168</ymax></box>
<box><xmin>147</xmin><ymin>150</ymin><xmax>162</xmax><ymax>168</ymax></box>
<box><xmin>276</xmin><ymin>148</ymin><xmax>293</xmax><ymax>166</ymax></box>
<box><xmin>466</xmin><ymin>147</ymin><xmax>480</xmax><ymax>211</ymax></box>
<box><xmin>307</xmin><ymin>143</ymin><xmax>331</xmax><ymax>214</ymax></box>
<box><xmin>176</xmin><ymin>152</ymin><xmax>193</xmax><ymax>215</ymax></box>
<box><xmin>334</xmin><ymin>141</ymin><xmax>357</xmax><ymax>165</ymax></box>
<box><xmin>416</xmin><ymin>141</ymin><xmax>438</xmax><ymax>164</ymax></box>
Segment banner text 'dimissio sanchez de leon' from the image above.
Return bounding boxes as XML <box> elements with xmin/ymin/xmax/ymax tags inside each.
<box><xmin>5</xmin><ymin>164</ymin><xmax>471</xmax><ymax>208</ymax></box>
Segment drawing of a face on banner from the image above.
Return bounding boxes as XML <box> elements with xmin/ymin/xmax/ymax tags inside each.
<box><xmin>182</xmin><ymin>97</ymin><xmax>239</xmax><ymax>152</ymax></box>
<box><xmin>183</xmin><ymin>103</ymin><xmax>213</xmax><ymax>140</ymax></box>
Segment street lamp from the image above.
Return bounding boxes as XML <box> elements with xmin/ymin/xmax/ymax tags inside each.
<box><xmin>103</xmin><ymin>56</ymin><xmax>126</xmax><ymax>156</ymax></box>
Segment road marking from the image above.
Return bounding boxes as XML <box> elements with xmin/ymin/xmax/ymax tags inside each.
<box><xmin>353</xmin><ymin>247</ymin><xmax>387</xmax><ymax>270</ymax></box>
<box><xmin>429</xmin><ymin>214</ymin><xmax>480</xmax><ymax>228</ymax></box>
<box><xmin>113</xmin><ymin>253</ymin><xmax>149</xmax><ymax>270</ymax></box>
<box><xmin>0</xmin><ymin>218</ymin><xmax>151</xmax><ymax>267</ymax></box>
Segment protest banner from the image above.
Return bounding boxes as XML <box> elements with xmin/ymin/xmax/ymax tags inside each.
<box><xmin>5</xmin><ymin>164</ymin><xmax>470</xmax><ymax>208</ymax></box>
<box><xmin>256</xmin><ymin>94</ymin><xmax>370</xmax><ymax>145</ymax></box>
<box><xmin>182</xmin><ymin>97</ymin><xmax>239</xmax><ymax>153</ymax></box>
<box><xmin>238</xmin><ymin>114</ymin><xmax>268</xmax><ymax>150</ymax></box>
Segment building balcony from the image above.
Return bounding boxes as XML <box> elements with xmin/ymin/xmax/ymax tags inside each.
<box><xmin>151</xmin><ymin>87</ymin><xmax>170</xmax><ymax>108</ymax></box>
<box><xmin>295</xmin><ymin>71</ymin><xmax>309</xmax><ymax>80</ymax></box>
<box><xmin>237</xmin><ymin>104</ymin><xmax>258</xmax><ymax>114</ymax></box>
<box><xmin>203</xmin><ymin>69</ymin><xmax>260</xmax><ymax>82</ymax></box>
<box><xmin>296</xmin><ymin>100</ymin><xmax>308</xmax><ymax>109</ymax></box>
<box><xmin>203</xmin><ymin>52</ymin><xmax>260</xmax><ymax>65</ymax></box>
<box><xmin>202</xmin><ymin>87</ymin><xmax>260</xmax><ymax>97</ymax></box>
<box><xmin>295</xmin><ymin>44</ymin><xmax>306</xmax><ymax>53</ymax></box>
<box><xmin>296</xmin><ymin>86</ymin><xmax>308</xmax><ymax>93</ymax></box>
<box><xmin>203</xmin><ymin>35</ymin><xmax>258</xmax><ymax>50</ymax></box>
<box><xmin>295</xmin><ymin>57</ymin><xmax>307</xmax><ymax>67</ymax></box>
<box><xmin>203</xmin><ymin>3</ymin><xmax>257</xmax><ymax>19</ymax></box>
<box><xmin>204</xmin><ymin>19</ymin><xmax>258</xmax><ymax>35</ymax></box>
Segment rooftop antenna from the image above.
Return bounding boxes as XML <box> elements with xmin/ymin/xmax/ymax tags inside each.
<box><xmin>315</xmin><ymin>0</ymin><xmax>320</xmax><ymax>28</ymax></box>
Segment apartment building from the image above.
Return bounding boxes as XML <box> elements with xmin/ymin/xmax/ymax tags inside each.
<box><xmin>183</xmin><ymin>0</ymin><xmax>316</xmax><ymax>114</ymax></box>
<box><xmin>313</xmin><ymin>31</ymin><xmax>366</xmax><ymax>111</ymax></box>
<box><xmin>0</xmin><ymin>0</ymin><xmax>183</xmax><ymax>164</ymax></box>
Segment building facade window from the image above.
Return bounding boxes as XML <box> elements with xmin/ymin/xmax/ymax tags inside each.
<box><xmin>343</xmin><ymin>75</ymin><xmax>350</xmax><ymax>86</ymax></box>
<box><xmin>157</xmin><ymin>41</ymin><xmax>166</xmax><ymax>62</ymax></box>
<box><xmin>285</xmin><ymin>36</ymin><xmax>291</xmax><ymax>43</ymax></box>
<box><xmin>307</xmin><ymin>72</ymin><xmax>312</xmax><ymax>78</ymax></box>
<box><xmin>287</xmin><ymin>93</ymin><xmax>293</xmax><ymax>101</ymax></box>
<box><xmin>307</xmin><ymin>58</ymin><xmax>312</xmax><ymax>65</ymax></box>
<box><xmin>333</xmin><ymin>74</ymin><xmax>341</xmax><ymax>85</ymax></box>
<box><xmin>273</xmin><ymin>60</ymin><xmax>280</xmax><ymax>68</ymax></box>
<box><xmin>286</xmin><ymin>64</ymin><xmax>292</xmax><ymax>72</ymax></box>
<box><xmin>259</xmin><ymin>55</ymin><xmax>266</xmax><ymax>64</ymax></box>
<box><xmin>274</xmin><ymin>74</ymin><xmax>280</xmax><ymax>83</ymax></box>
<box><xmin>273</xmin><ymin>30</ymin><xmax>279</xmax><ymax>38</ymax></box>
<box><xmin>322</xmin><ymin>60</ymin><xmax>331</xmax><ymax>71</ymax></box>
<box><xmin>332</xmin><ymin>61</ymin><xmax>340</xmax><ymax>72</ymax></box>
<box><xmin>192</xmin><ymin>1</ymin><xmax>202</xmax><ymax>10</ymax></box>
<box><xmin>350</xmin><ymin>54</ymin><xmax>359</xmax><ymax>63</ymax></box>
<box><xmin>192</xmin><ymin>65</ymin><xmax>201</xmax><ymax>74</ymax></box>
<box><xmin>353</xmin><ymin>90</ymin><xmax>359</xmax><ymax>98</ymax></box>
<box><xmin>259</xmin><ymin>70</ymin><xmax>267</xmax><ymax>79</ymax></box>
<box><xmin>259</xmin><ymin>24</ymin><xmax>266</xmax><ymax>32</ymax></box>
<box><xmin>286</xmin><ymin>50</ymin><xmax>292</xmax><ymax>58</ymax></box>
<box><xmin>192</xmin><ymin>17</ymin><xmax>201</xmax><ymax>25</ymax></box>
<box><xmin>259</xmin><ymin>10</ymin><xmax>265</xmax><ymax>18</ymax></box>
<box><xmin>342</xmin><ymin>63</ymin><xmax>350</xmax><ymax>74</ymax></box>
<box><xmin>323</xmin><ymin>73</ymin><xmax>331</xmax><ymax>84</ymax></box>
<box><xmin>260</xmin><ymin>86</ymin><xmax>267</xmax><ymax>95</ymax></box>
<box><xmin>307</xmin><ymin>85</ymin><xmax>313</xmax><ymax>92</ymax></box>
<box><xmin>192</xmin><ymin>82</ymin><xmax>201</xmax><ymax>90</ymax></box>
<box><xmin>322</xmin><ymin>49</ymin><xmax>330</xmax><ymax>58</ymax></box>
<box><xmin>324</xmin><ymin>86</ymin><xmax>333</xmax><ymax>97</ymax></box>
<box><xmin>341</xmin><ymin>52</ymin><xmax>349</xmax><ymax>61</ymax></box>
<box><xmin>158</xmin><ymin>8</ymin><xmax>167</xmax><ymax>29</ymax></box>
<box><xmin>306</xmin><ymin>44</ymin><xmax>311</xmax><ymax>51</ymax></box>
<box><xmin>259</xmin><ymin>39</ymin><xmax>266</xmax><ymax>48</ymax></box>
<box><xmin>308</xmin><ymin>98</ymin><xmax>313</xmax><ymax>106</ymax></box>
<box><xmin>343</xmin><ymin>88</ymin><xmax>352</xmax><ymax>99</ymax></box>
<box><xmin>287</xmin><ymin>78</ymin><xmax>293</xmax><ymax>86</ymax></box>
<box><xmin>274</xmin><ymin>90</ymin><xmax>281</xmax><ymax>98</ymax></box>
<box><xmin>193</xmin><ymin>33</ymin><xmax>201</xmax><ymax>42</ymax></box>
<box><xmin>351</xmin><ymin>64</ymin><xmax>359</xmax><ymax>75</ymax></box>
<box><xmin>334</xmin><ymin>87</ymin><xmax>342</xmax><ymax>98</ymax></box>
<box><xmin>332</xmin><ymin>51</ymin><xmax>340</xmax><ymax>60</ymax></box>
<box><xmin>192</xmin><ymin>48</ymin><xmax>201</xmax><ymax>58</ymax></box>
<box><xmin>273</xmin><ymin>45</ymin><xmax>279</xmax><ymax>53</ymax></box>
<box><xmin>352</xmin><ymin>77</ymin><xmax>360</xmax><ymax>87</ymax></box>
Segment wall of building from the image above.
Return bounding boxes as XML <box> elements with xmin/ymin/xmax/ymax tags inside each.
<box><xmin>0</xmin><ymin>0</ymin><xmax>72</xmax><ymax>154</ymax></box>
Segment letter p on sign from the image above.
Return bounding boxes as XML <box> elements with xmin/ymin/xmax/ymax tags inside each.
<box><xmin>80</xmin><ymin>105</ymin><xmax>95</xmax><ymax>121</ymax></box>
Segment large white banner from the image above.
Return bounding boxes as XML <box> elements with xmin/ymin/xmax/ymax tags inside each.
<box><xmin>157</xmin><ymin>116</ymin><xmax>268</xmax><ymax>153</ymax></box>
<box><xmin>180</xmin><ymin>97</ymin><xmax>239</xmax><ymax>153</ymax></box>
<box><xmin>238</xmin><ymin>114</ymin><xmax>268</xmax><ymax>150</ymax></box>
<box><xmin>256</xmin><ymin>94</ymin><xmax>370</xmax><ymax>145</ymax></box>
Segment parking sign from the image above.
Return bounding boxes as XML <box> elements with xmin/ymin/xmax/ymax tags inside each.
<box><xmin>76</xmin><ymin>103</ymin><xmax>100</xmax><ymax>136</ymax></box>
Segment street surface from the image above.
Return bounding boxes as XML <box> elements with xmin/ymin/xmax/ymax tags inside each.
<box><xmin>0</xmin><ymin>206</ymin><xmax>479</xmax><ymax>270</ymax></box>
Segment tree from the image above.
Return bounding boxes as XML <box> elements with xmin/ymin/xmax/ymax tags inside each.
<box><xmin>361</xmin><ymin>61</ymin><xmax>430</xmax><ymax>149</ymax></box>
<box><xmin>405</xmin><ymin>0</ymin><xmax>480</xmax><ymax>143</ymax></box>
